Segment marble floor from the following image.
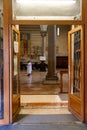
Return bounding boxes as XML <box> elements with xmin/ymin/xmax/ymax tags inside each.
<box><xmin>20</xmin><ymin>69</ymin><xmax>68</xmax><ymax>95</ymax></box>
<box><xmin>20</xmin><ymin>69</ymin><xmax>69</xmax><ymax>114</ymax></box>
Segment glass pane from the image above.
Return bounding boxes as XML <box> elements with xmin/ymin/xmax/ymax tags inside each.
<box><xmin>73</xmin><ymin>30</ymin><xmax>81</xmax><ymax>97</ymax></box>
<box><xmin>12</xmin><ymin>0</ymin><xmax>82</xmax><ymax>20</ymax></box>
<box><xmin>0</xmin><ymin>0</ymin><xmax>4</xmax><ymax>119</ymax></box>
<box><xmin>13</xmin><ymin>30</ymin><xmax>19</xmax><ymax>98</ymax></box>
<box><xmin>70</xmin><ymin>30</ymin><xmax>81</xmax><ymax>98</ymax></box>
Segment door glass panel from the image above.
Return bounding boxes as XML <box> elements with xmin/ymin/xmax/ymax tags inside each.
<box><xmin>0</xmin><ymin>0</ymin><xmax>4</xmax><ymax>119</ymax></box>
<box><xmin>12</xmin><ymin>27</ymin><xmax>20</xmax><ymax>121</ymax></box>
<box><xmin>70</xmin><ymin>29</ymin><xmax>81</xmax><ymax>98</ymax></box>
<box><xmin>13</xmin><ymin>30</ymin><xmax>19</xmax><ymax>97</ymax></box>
<box><xmin>12</xmin><ymin>0</ymin><xmax>82</xmax><ymax>20</ymax></box>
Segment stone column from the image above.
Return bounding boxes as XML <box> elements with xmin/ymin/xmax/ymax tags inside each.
<box><xmin>43</xmin><ymin>25</ymin><xmax>58</xmax><ymax>84</ymax></box>
<box><xmin>41</xmin><ymin>32</ymin><xmax>46</xmax><ymax>56</ymax></box>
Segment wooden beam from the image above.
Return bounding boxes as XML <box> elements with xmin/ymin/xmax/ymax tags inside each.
<box><xmin>11</xmin><ymin>20</ymin><xmax>84</xmax><ymax>25</ymax></box>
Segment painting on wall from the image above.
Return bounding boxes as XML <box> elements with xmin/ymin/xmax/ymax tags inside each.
<box><xmin>30</xmin><ymin>46</ymin><xmax>42</xmax><ymax>58</ymax></box>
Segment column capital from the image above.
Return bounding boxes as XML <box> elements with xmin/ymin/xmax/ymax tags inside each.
<box><xmin>40</xmin><ymin>31</ymin><xmax>47</xmax><ymax>37</ymax></box>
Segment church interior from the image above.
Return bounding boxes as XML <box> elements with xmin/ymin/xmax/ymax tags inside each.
<box><xmin>17</xmin><ymin>24</ymin><xmax>70</xmax><ymax>117</ymax></box>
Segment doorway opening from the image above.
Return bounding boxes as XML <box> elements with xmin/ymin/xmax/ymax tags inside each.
<box><xmin>19</xmin><ymin>24</ymin><xmax>69</xmax><ymax>111</ymax></box>
<box><xmin>12</xmin><ymin>24</ymin><xmax>83</xmax><ymax>123</ymax></box>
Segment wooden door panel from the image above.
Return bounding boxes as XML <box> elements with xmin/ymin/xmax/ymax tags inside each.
<box><xmin>68</xmin><ymin>26</ymin><xmax>84</xmax><ymax>122</ymax></box>
<box><xmin>69</xmin><ymin>94</ymin><xmax>82</xmax><ymax>120</ymax></box>
<box><xmin>12</xmin><ymin>26</ymin><xmax>20</xmax><ymax>122</ymax></box>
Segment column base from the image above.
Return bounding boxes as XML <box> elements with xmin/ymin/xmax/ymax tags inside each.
<box><xmin>42</xmin><ymin>75</ymin><xmax>60</xmax><ymax>85</ymax></box>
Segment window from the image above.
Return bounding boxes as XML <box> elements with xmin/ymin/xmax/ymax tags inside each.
<box><xmin>12</xmin><ymin>0</ymin><xmax>82</xmax><ymax>20</ymax></box>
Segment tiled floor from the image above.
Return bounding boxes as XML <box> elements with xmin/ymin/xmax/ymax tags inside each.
<box><xmin>20</xmin><ymin>69</ymin><xmax>69</xmax><ymax>114</ymax></box>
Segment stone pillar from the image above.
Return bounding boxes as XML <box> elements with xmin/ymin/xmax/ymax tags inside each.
<box><xmin>41</xmin><ymin>32</ymin><xmax>46</xmax><ymax>56</ymax></box>
<box><xmin>43</xmin><ymin>25</ymin><xmax>58</xmax><ymax>84</ymax></box>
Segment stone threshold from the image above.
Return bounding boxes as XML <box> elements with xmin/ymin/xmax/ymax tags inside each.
<box><xmin>21</xmin><ymin>102</ymin><xmax>68</xmax><ymax>108</ymax></box>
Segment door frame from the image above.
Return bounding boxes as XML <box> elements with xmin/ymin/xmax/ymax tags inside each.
<box><xmin>2</xmin><ymin>23</ymin><xmax>86</xmax><ymax>125</ymax></box>
<box><xmin>9</xmin><ymin>24</ymin><xmax>85</xmax><ymax>123</ymax></box>
<box><xmin>1</xmin><ymin>0</ymin><xmax>87</xmax><ymax>125</ymax></box>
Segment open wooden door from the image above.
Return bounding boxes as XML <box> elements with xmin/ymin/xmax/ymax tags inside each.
<box><xmin>68</xmin><ymin>26</ymin><xmax>84</xmax><ymax>121</ymax></box>
<box><xmin>12</xmin><ymin>26</ymin><xmax>20</xmax><ymax>122</ymax></box>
